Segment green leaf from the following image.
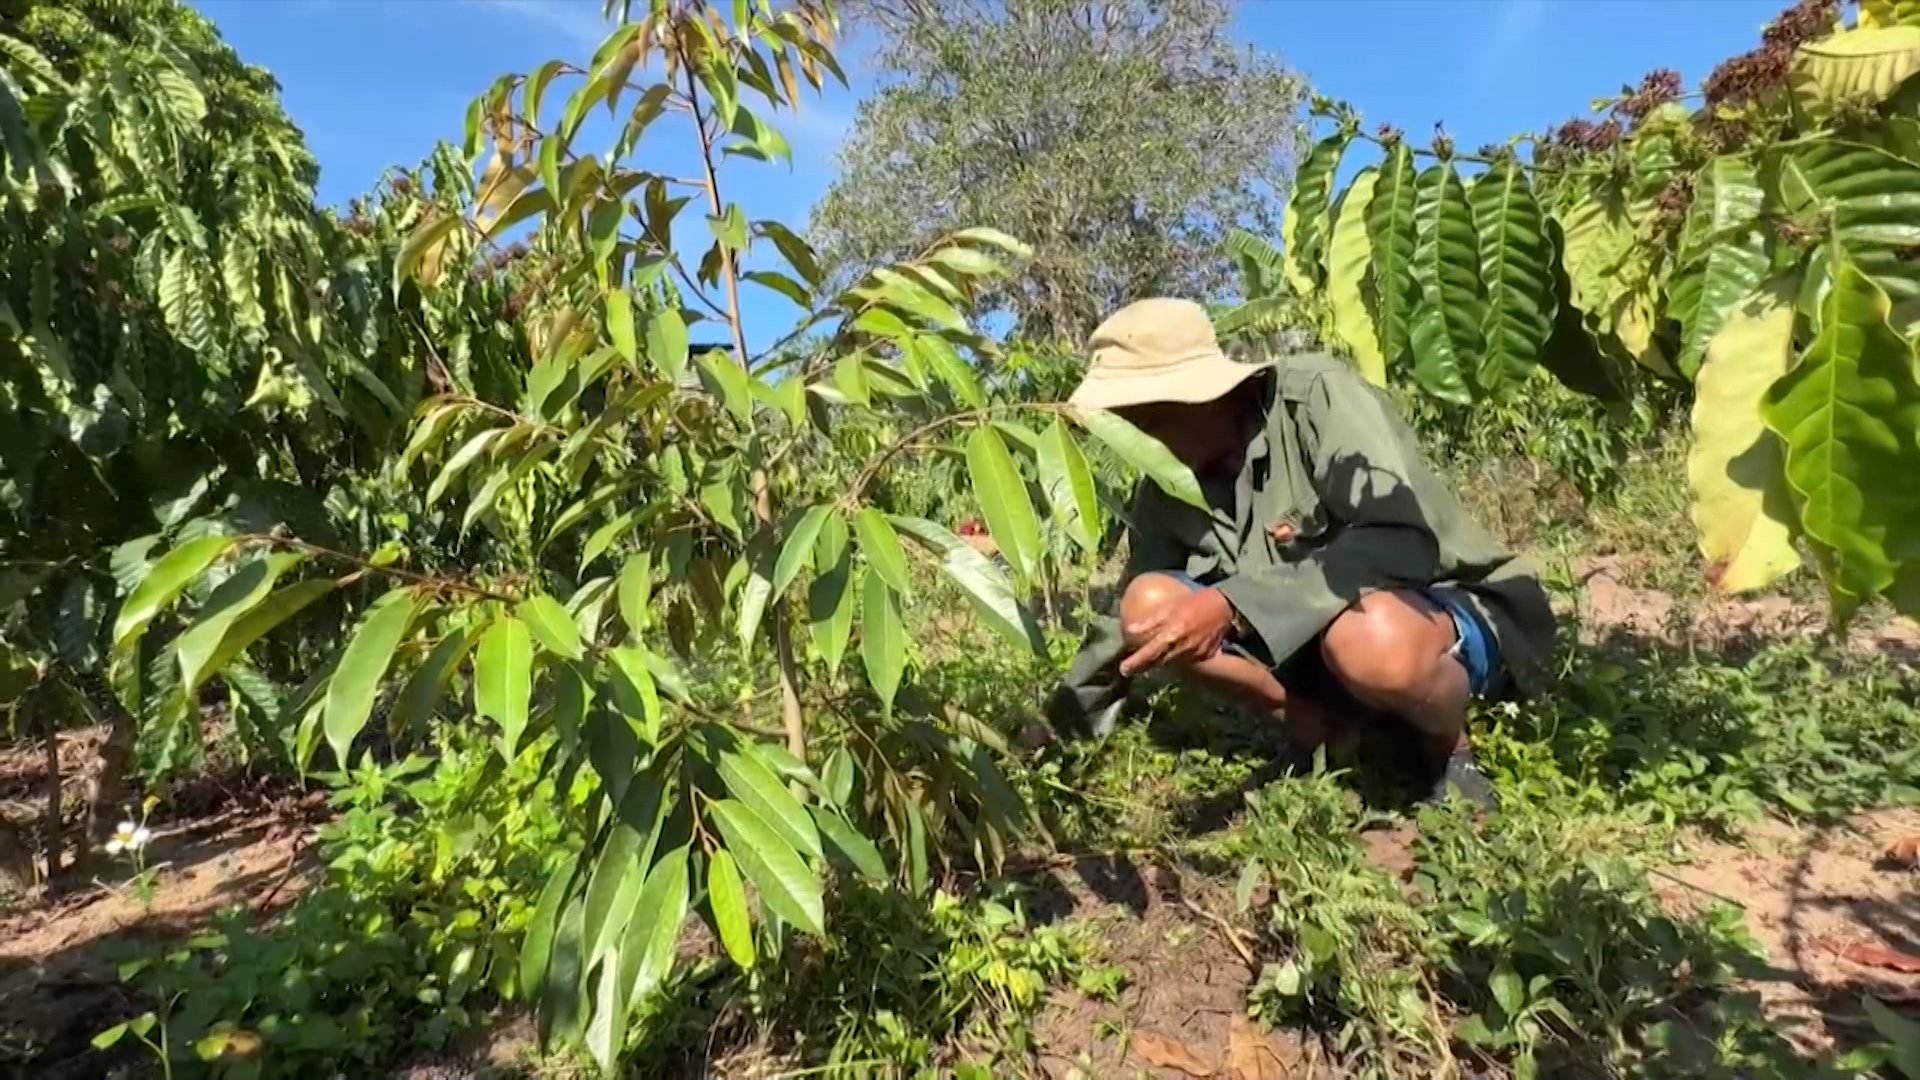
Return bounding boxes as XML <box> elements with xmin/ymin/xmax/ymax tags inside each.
<box><xmin>743</xmin><ymin>269</ymin><xmax>810</xmax><ymax>308</ymax></box>
<box><xmin>736</xmin><ymin>543</ymin><xmax>775</xmax><ymax>655</ymax></box>
<box><xmin>518</xmin><ymin>594</ymin><xmax>586</xmax><ymax>660</ymax></box>
<box><xmin>176</xmin><ymin>554</ymin><xmax>301</xmax><ymax>692</ymax></box>
<box><xmin>519</xmin><ymin>852</ymin><xmax>579</xmax><ymax>1000</ymax></box>
<box><xmin>695</xmin><ymin>351</ymin><xmax>754</xmax><ymax>421</ymax></box>
<box><xmin>620</xmin><ymin>845</ymin><xmax>690</xmax><ymax>1005</ymax></box>
<box><xmin>113</xmin><ymin>534</ymin><xmax>235</xmax><ymax>654</ymax></box>
<box><xmin>706</xmin><ymin>849</ymin><xmax>755</xmax><ymax>969</ymax></box>
<box><xmin>1792</xmin><ymin>27</ymin><xmax>1920</xmax><ymax>116</ymax></box>
<box><xmin>822</xmin><ymin>748</ymin><xmax>855</xmax><ymax>807</ymax></box>
<box><xmin>809</xmin><ymin>804</ymin><xmax>887</xmax><ymax>881</ymax></box>
<box><xmin>1763</xmin><ymin>262</ymin><xmax>1920</xmax><ymax>618</ymax></box>
<box><xmin>390</xmin><ymin>624</ymin><xmax>477</xmax><ymax>738</ymax></box>
<box><xmin>426</xmin><ymin>428</ymin><xmax>504</xmax><ymax>507</ymax></box>
<box><xmin>1326</xmin><ymin>168</ymin><xmax>1387</xmax><ymax>386</ymax></box>
<box><xmin>1863</xmin><ymin>0</ymin><xmax>1920</xmax><ymax>27</ymax></box>
<box><xmin>1776</xmin><ymin>141</ymin><xmax>1920</xmax><ymax>306</ymax></box>
<box><xmin>708</xmin><ymin>798</ymin><xmax>824</xmax><ymax>936</ymax></box>
<box><xmin>539</xmin><ymin>894</ymin><xmax>588</xmax><ymax>1047</ymax></box>
<box><xmin>890</xmin><ymin>516</ymin><xmax>1044</xmax><ymax>654</ymax></box>
<box><xmin>1490</xmin><ymin>963</ymin><xmax>1525</xmax><ymax>1017</ymax></box>
<box><xmin>1073</xmin><ymin>408</ymin><xmax>1208</xmax><ymax>510</ymax></box>
<box><xmin>853</xmin><ymin>508</ymin><xmax>914</xmax><ymax>596</ymax></box>
<box><xmin>964</xmin><ymin>426</ymin><xmax>1042</xmax><ymax>582</ymax></box>
<box><xmin>774</xmin><ymin>505</ymin><xmax>832</xmax><ymax>597</ymax></box>
<box><xmin>1864</xmin><ymin>994</ymin><xmax>1920</xmax><ymax>1079</ymax></box>
<box><xmin>607</xmin><ymin>645</ymin><xmax>662</xmax><ymax>738</ymax></box>
<box><xmin>808</xmin><ymin>519</ymin><xmax>855</xmax><ymax>676</ymax></box>
<box><xmin>583</xmin><ymin>777</ymin><xmax>666</xmax><ymax>971</ymax></box>
<box><xmin>92</xmin><ymin>1022</ymin><xmax>129</xmax><ymax>1050</ymax></box>
<box><xmin>1469</xmin><ymin>158</ymin><xmax>1555</xmax><ymax>390</ymax></box>
<box><xmin>192</xmin><ymin>579</ymin><xmax>337</xmax><ymax>685</ymax></box>
<box><xmin>1689</xmin><ymin>277</ymin><xmax>1805</xmax><ymax>595</ymax></box>
<box><xmin>915</xmin><ymin>335</ymin><xmax>986</xmax><ymax>408</ymax></box>
<box><xmin>869</xmin><ymin>267</ymin><xmax>966</xmax><ymax>332</ymax></box>
<box><xmin>1282</xmin><ymin>131</ymin><xmax>1349</xmax><ymax>294</ymax></box>
<box><xmin>1671</xmin><ymin>157</ymin><xmax>1769</xmax><ymax>379</ymax></box>
<box><xmin>1036</xmin><ymin>418</ymin><xmax>1102</xmax><ymax>554</ymax></box>
<box><xmin>1407</xmin><ymin>163</ymin><xmax>1481</xmax><ymax>404</ymax></box>
<box><xmin>323</xmin><ymin>587</ymin><xmax>419</xmax><ymax>767</ymax></box>
<box><xmin>949</xmin><ymin>226</ymin><xmax>1032</xmax><ymax>258</ymax></box>
<box><xmin>707</xmin><ymin>202</ymin><xmax>749</xmax><ymax>252</ymax></box>
<box><xmin>617</xmin><ymin>553</ymin><xmax>653</xmax><ymax>638</ymax></box>
<box><xmin>859</xmin><ymin>572</ymin><xmax>906</xmax><ymax>713</ymax></box>
<box><xmin>644</xmin><ymin>307</ymin><xmax>690</xmax><ymax>382</ymax></box>
<box><xmin>606</xmin><ymin>290</ymin><xmax>637</xmax><ymax>363</ymax></box>
<box><xmin>717</xmin><ymin>744</ymin><xmax>822</xmax><ymax>860</ymax></box>
<box><xmin>477</xmin><ymin>616</ymin><xmax>535</xmax><ymax>757</ymax></box>
<box><xmin>1365</xmin><ymin>141</ymin><xmax>1420</xmax><ymax>370</ymax></box>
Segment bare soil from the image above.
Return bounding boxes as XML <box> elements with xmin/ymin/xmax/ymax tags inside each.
<box><xmin>1657</xmin><ymin>807</ymin><xmax>1920</xmax><ymax>1057</ymax></box>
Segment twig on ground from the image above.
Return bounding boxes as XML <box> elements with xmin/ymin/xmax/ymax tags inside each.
<box><xmin>1178</xmin><ymin>894</ymin><xmax>1257</xmax><ymax>969</ymax></box>
<box><xmin>1649</xmin><ymin>866</ymin><xmax>1748</xmax><ymax>910</ymax></box>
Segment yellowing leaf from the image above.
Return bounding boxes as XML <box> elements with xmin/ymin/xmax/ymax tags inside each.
<box><xmin>1689</xmin><ymin>278</ymin><xmax>1804</xmax><ymax>594</ymax></box>
<box><xmin>706</xmin><ymin>849</ymin><xmax>755</xmax><ymax>969</ymax></box>
<box><xmin>1792</xmin><ymin>26</ymin><xmax>1920</xmax><ymax>115</ymax></box>
<box><xmin>1326</xmin><ymin>168</ymin><xmax>1386</xmax><ymax>386</ymax></box>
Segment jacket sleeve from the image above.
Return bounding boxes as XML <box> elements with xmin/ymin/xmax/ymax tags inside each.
<box><xmin>1213</xmin><ymin>368</ymin><xmax>1442</xmax><ymax>666</ymax></box>
<box><xmin>1047</xmin><ymin>485</ymin><xmax>1184</xmax><ymax>736</ymax></box>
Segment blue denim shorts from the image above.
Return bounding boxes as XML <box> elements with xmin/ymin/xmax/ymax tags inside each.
<box><xmin>1162</xmin><ymin>574</ymin><xmax>1502</xmax><ymax>698</ymax></box>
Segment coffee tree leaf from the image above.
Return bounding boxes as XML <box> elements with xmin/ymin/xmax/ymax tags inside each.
<box><xmin>1282</xmin><ymin>130</ymin><xmax>1349</xmax><ymax>294</ymax></box>
<box><xmin>1763</xmin><ymin>262</ymin><xmax>1920</xmax><ymax>618</ymax></box>
<box><xmin>1689</xmin><ymin>276</ymin><xmax>1804</xmax><ymax>594</ymax></box>
<box><xmin>1671</xmin><ymin>157</ymin><xmax>1769</xmax><ymax>379</ymax></box>
<box><xmin>1326</xmin><ymin>167</ymin><xmax>1387</xmax><ymax>386</ymax></box>
<box><xmin>1365</xmin><ymin>141</ymin><xmax>1420</xmax><ymax>369</ymax></box>
<box><xmin>1470</xmin><ymin>157</ymin><xmax>1555</xmax><ymax>391</ymax></box>
<box><xmin>1407</xmin><ymin>162</ymin><xmax>1480</xmax><ymax>404</ymax></box>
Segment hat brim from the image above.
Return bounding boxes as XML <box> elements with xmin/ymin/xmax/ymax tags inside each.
<box><xmin>1067</xmin><ymin>349</ymin><xmax>1273</xmax><ymax>412</ymax></box>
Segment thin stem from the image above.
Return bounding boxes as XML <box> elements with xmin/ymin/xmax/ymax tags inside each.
<box><xmin>240</xmin><ymin>534</ymin><xmax>522</xmax><ymax>604</ymax></box>
<box><xmin>842</xmin><ymin>402</ymin><xmax>1072</xmax><ymax>509</ymax></box>
<box><xmin>684</xmin><ymin>41</ymin><xmax>809</xmax><ymax>764</ymax></box>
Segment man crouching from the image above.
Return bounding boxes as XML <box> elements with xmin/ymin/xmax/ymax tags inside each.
<box><xmin>1047</xmin><ymin>298</ymin><xmax>1555</xmax><ymax>807</ymax></box>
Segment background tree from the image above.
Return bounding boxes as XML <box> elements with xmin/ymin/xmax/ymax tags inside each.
<box><xmin>811</xmin><ymin>0</ymin><xmax>1304</xmax><ymax>343</ymax></box>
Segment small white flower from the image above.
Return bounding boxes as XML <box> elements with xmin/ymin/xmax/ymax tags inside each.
<box><xmin>117</xmin><ymin>819</ymin><xmax>137</xmax><ymax>835</ymax></box>
<box><xmin>131</xmin><ymin>827</ymin><xmax>151</xmax><ymax>848</ymax></box>
<box><xmin>105</xmin><ymin>838</ymin><xmax>125</xmax><ymax>855</ymax></box>
<box><xmin>107</xmin><ymin>820</ymin><xmax>149</xmax><ymax>855</ymax></box>
<box><xmin>1499</xmin><ymin>701</ymin><xmax>1521</xmax><ymax>719</ymax></box>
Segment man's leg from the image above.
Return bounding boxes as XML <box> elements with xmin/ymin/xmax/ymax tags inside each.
<box><xmin>1317</xmin><ymin>590</ymin><xmax>1468</xmax><ymax>770</ymax></box>
<box><xmin>1119</xmin><ymin>573</ymin><xmax>1335</xmax><ymax>748</ymax></box>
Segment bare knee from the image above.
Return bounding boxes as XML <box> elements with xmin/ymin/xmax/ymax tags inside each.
<box><xmin>1120</xmin><ymin>573</ymin><xmax>1193</xmax><ymax>648</ymax></box>
<box><xmin>1320</xmin><ymin>595</ymin><xmax>1445</xmax><ymax>707</ymax></box>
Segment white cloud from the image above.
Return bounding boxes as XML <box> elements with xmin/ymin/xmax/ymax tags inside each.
<box><xmin>1472</xmin><ymin>0</ymin><xmax>1547</xmax><ymax>90</ymax></box>
<box><xmin>478</xmin><ymin>0</ymin><xmax>612</xmax><ymax>50</ymax></box>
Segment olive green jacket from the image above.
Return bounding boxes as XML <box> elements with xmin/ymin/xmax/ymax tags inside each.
<box><xmin>1053</xmin><ymin>353</ymin><xmax>1555</xmax><ymax>729</ymax></box>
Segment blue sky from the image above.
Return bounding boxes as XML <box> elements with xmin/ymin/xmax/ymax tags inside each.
<box><xmin>193</xmin><ymin>0</ymin><xmax>1785</xmax><ymax>347</ymax></box>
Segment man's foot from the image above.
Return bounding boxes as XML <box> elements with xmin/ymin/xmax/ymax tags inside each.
<box><xmin>1423</xmin><ymin>746</ymin><xmax>1497</xmax><ymax>811</ymax></box>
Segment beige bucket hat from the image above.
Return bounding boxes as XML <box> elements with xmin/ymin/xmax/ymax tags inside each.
<box><xmin>1068</xmin><ymin>297</ymin><xmax>1273</xmax><ymax>411</ymax></box>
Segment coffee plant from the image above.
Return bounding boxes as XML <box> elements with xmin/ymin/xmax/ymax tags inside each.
<box><xmin>1271</xmin><ymin>0</ymin><xmax>1920</xmax><ymax>623</ymax></box>
<box><xmin>72</xmin><ymin>0</ymin><xmax>1209</xmax><ymax>1068</ymax></box>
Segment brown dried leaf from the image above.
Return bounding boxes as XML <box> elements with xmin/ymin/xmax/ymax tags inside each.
<box><xmin>1134</xmin><ymin>1029</ymin><xmax>1215</xmax><ymax>1077</ymax></box>
<box><xmin>1225</xmin><ymin>1015</ymin><xmax>1285</xmax><ymax>1080</ymax></box>
<box><xmin>1886</xmin><ymin>834</ymin><xmax>1920</xmax><ymax>869</ymax></box>
<box><xmin>1840</xmin><ymin>943</ymin><xmax>1920</xmax><ymax>974</ymax></box>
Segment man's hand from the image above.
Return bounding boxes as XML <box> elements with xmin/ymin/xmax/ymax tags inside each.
<box><xmin>1119</xmin><ymin>586</ymin><xmax>1236</xmax><ymax>677</ymax></box>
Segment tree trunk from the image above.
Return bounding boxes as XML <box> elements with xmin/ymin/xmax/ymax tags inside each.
<box><xmin>36</xmin><ymin>690</ymin><xmax>64</xmax><ymax>884</ymax></box>
<box><xmin>72</xmin><ymin>701</ymin><xmax>135</xmax><ymax>879</ymax></box>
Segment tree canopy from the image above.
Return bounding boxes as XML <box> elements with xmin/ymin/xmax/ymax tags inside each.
<box><xmin>811</xmin><ymin>0</ymin><xmax>1303</xmax><ymax>343</ymax></box>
